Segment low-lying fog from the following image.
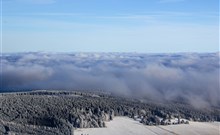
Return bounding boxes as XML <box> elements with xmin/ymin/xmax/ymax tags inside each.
<box><xmin>1</xmin><ymin>52</ymin><xmax>219</xmax><ymax>107</ymax></box>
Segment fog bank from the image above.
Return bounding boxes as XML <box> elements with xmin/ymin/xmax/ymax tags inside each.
<box><xmin>1</xmin><ymin>52</ymin><xmax>219</xmax><ymax>107</ymax></box>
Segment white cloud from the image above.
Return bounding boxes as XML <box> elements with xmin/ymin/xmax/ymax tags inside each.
<box><xmin>158</xmin><ymin>0</ymin><xmax>185</xmax><ymax>3</ymax></box>
<box><xmin>16</xmin><ymin>0</ymin><xmax>56</xmax><ymax>4</ymax></box>
<box><xmin>1</xmin><ymin>52</ymin><xmax>219</xmax><ymax>107</ymax></box>
<box><xmin>24</xmin><ymin>12</ymin><xmax>81</xmax><ymax>16</ymax></box>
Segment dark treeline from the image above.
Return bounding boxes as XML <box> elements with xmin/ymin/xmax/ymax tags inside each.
<box><xmin>0</xmin><ymin>91</ymin><xmax>220</xmax><ymax>135</ymax></box>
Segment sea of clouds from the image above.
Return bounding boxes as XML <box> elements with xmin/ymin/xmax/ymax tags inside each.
<box><xmin>1</xmin><ymin>52</ymin><xmax>219</xmax><ymax>107</ymax></box>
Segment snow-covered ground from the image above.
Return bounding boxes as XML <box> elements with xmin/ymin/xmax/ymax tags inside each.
<box><xmin>74</xmin><ymin>117</ymin><xmax>220</xmax><ymax>135</ymax></box>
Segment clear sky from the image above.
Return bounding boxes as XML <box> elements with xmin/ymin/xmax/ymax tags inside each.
<box><xmin>2</xmin><ymin>0</ymin><xmax>219</xmax><ymax>53</ymax></box>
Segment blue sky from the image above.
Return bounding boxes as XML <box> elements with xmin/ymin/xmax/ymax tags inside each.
<box><xmin>2</xmin><ymin>0</ymin><xmax>219</xmax><ymax>52</ymax></box>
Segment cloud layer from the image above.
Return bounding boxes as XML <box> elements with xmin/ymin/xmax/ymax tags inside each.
<box><xmin>1</xmin><ymin>52</ymin><xmax>219</xmax><ymax>107</ymax></box>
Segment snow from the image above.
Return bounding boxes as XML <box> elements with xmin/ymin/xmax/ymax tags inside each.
<box><xmin>74</xmin><ymin>117</ymin><xmax>220</xmax><ymax>135</ymax></box>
